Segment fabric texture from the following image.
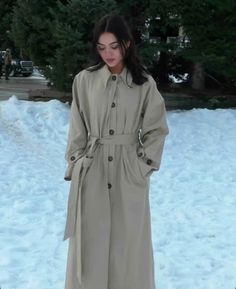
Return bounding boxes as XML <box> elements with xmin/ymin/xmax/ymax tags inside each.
<box><xmin>64</xmin><ymin>64</ymin><xmax>169</xmax><ymax>289</ymax></box>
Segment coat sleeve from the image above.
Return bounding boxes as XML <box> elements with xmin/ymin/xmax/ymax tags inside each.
<box><xmin>137</xmin><ymin>76</ymin><xmax>169</xmax><ymax>177</ymax></box>
<box><xmin>64</xmin><ymin>73</ymin><xmax>88</xmax><ymax>181</ymax></box>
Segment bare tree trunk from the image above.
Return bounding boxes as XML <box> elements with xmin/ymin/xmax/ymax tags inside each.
<box><xmin>20</xmin><ymin>48</ymin><xmax>23</xmax><ymax>59</ymax></box>
<box><xmin>192</xmin><ymin>62</ymin><xmax>205</xmax><ymax>90</ymax></box>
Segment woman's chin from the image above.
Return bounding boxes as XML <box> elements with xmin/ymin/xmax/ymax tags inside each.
<box><xmin>105</xmin><ymin>61</ymin><xmax>116</xmax><ymax>67</ymax></box>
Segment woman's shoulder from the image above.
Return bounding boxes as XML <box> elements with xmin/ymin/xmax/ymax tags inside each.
<box><xmin>74</xmin><ymin>65</ymin><xmax>101</xmax><ymax>81</ymax></box>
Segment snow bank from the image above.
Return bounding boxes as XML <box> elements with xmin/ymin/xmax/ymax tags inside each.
<box><xmin>0</xmin><ymin>96</ymin><xmax>235</xmax><ymax>289</ymax></box>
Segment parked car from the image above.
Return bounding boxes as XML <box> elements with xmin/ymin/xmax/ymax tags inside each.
<box><xmin>10</xmin><ymin>59</ymin><xmax>34</xmax><ymax>77</ymax></box>
<box><xmin>1</xmin><ymin>50</ymin><xmax>34</xmax><ymax>77</ymax></box>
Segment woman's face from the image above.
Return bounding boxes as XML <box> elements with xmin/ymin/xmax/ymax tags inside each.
<box><xmin>97</xmin><ymin>32</ymin><xmax>127</xmax><ymax>73</ymax></box>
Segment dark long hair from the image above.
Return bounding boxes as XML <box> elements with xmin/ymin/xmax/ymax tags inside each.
<box><xmin>86</xmin><ymin>14</ymin><xmax>149</xmax><ymax>85</ymax></box>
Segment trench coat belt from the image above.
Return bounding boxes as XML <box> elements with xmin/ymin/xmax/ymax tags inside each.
<box><xmin>64</xmin><ymin>133</ymin><xmax>140</xmax><ymax>285</ymax></box>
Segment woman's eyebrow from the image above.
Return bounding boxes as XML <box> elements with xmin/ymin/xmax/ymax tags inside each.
<box><xmin>97</xmin><ymin>41</ymin><xmax>118</xmax><ymax>46</ymax></box>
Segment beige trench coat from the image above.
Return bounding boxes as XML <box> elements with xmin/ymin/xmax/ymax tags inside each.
<box><xmin>63</xmin><ymin>64</ymin><xmax>169</xmax><ymax>289</ymax></box>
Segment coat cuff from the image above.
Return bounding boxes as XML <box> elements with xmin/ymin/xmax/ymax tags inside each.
<box><xmin>64</xmin><ymin>164</ymin><xmax>74</xmax><ymax>181</ymax></box>
<box><xmin>64</xmin><ymin>151</ymin><xmax>84</xmax><ymax>181</ymax></box>
<box><xmin>136</xmin><ymin>146</ymin><xmax>158</xmax><ymax>177</ymax></box>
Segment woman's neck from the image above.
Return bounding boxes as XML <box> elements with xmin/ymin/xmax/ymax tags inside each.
<box><xmin>108</xmin><ymin>62</ymin><xmax>124</xmax><ymax>75</ymax></box>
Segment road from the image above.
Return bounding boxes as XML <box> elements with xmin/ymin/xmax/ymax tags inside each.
<box><xmin>0</xmin><ymin>74</ymin><xmax>49</xmax><ymax>101</ymax></box>
<box><xmin>1</xmin><ymin>73</ymin><xmax>235</xmax><ymax>109</ymax></box>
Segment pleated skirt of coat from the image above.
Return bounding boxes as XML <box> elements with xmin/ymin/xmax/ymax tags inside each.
<box><xmin>64</xmin><ymin>144</ymin><xmax>156</xmax><ymax>289</ymax></box>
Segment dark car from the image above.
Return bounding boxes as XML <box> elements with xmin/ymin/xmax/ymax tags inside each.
<box><xmin>10</xmin><ymin>59</ymin><xmax>34</xmax><ymax>77</ymax></box>
<box><xmin>1</xmin><ymin>50</ymin><xmax>34</xmax><ymax>77</ymax></box>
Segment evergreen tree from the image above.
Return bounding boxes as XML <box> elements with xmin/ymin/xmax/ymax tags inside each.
<box><xmin>114</xmin><ymin>0</ymin><xmax>156</xmax><ymax>77</ymax></box>
<box><xmin>177</xmin><ymin>0</ymin><xmax>236</xmax><ymax>88</ymax></box>
<box><xmin>10</xmin><ymin>0</ymin><xmax>236</xmax><ymax>91</ymax></box>
<box><xmin>45</xmin><ymin>0</ymin><xmax>117</xmax><ymax>91</ymax></box>
<box><xmin>0</xmin><ymin>0</ymin><xmax>17</xmax><ymax>50</ymax></box>
<box><xmin>115</xmin><ymin>0</ymin><xmax>148</xmax><ymax>44</ymax></box>
<box><xmin>145</xmin><ymin>0</ymin><xmax>180</xmax><ymax>84</ymax></box>
<box><xmin>11</xmin><ymin>0</ymin><xmax>66</xmax><ymax>65</ymax></box>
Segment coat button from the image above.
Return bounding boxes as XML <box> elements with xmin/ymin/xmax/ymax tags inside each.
<box><xmin>108</xmin><ymin>183</ymin><xmax>112</xmax><ymax>189</ymax></box>
<box><xmin>108</xmin><ymin>156</ymin><xmax>113</xmax><ymax>161</ymax></box>
<box><xmin>70</xmin><ymin>156</ymin><xmax>75</xmax><ymax>161</ymax></box>
<box><xmin>112</xmin><ymin>75</ymin><xmax>116</xmax><ymax>81</ymax></box>
<box><xmin>109</xmin><ymin>129</ymin><xmax>114</xmax><ymax>135</ymax></box>
<box><xmin>146</xmin><ymin>159</ymin><xmax>152</xmax><ymax>165</ymax></box>
<box><xmin>111</xmin><ymin>102</ymin><xmax>116</xmax><ymax>108</ymax></box>
<box><xmin>137</xmin><ymin>152</ymin><xmax>143</xmax><ymax>157</ymax></box>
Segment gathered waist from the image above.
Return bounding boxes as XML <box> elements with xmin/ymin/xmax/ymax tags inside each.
<box><xmin>89</xmin><ymin>132</ymin><xmax>139</xmax><ymax>145</ymax></box>
<box><xmin>84</xmin><ymin>133</ymin><xmax>140</xmax><ymax>159</ymax></box>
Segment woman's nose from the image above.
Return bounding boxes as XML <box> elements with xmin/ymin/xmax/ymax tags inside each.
<box><xmin>104</xmin><ymin>47</ymin><xmax>113</xmax><ymax>57</ymax></box>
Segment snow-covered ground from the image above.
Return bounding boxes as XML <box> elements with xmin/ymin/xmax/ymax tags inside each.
<box><xmin>0</xmin><ymin>96</ymin><xmax>235</xmax><ymax>289</ymax></box>
<box><xmin>30</xmin><ymin>67</ymin><xmax>46</xmax><ymax>79</ymax></box>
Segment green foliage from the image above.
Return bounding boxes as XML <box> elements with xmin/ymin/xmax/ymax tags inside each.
<box><xmin>11</xmin><ymin>0</ymin><xmax>60</xmax><ymax>64</ymax></box>
<box><xmin>143</xmin><ymin>0</ymin><xmax>181</xmax><ymax>82</ymax></box>
<box><xmin>138</xmin><ymin>41</ymin><xmax>159</xmax><ymax>69</ymax></box>
<box><xmin>176</xmin><ymin>0</ymin><xmax>236</xmax><ymax>84</ymax></box>
<box><xmin>8</xmin><ymin>0</ymin><xmax>236</xmax><ymax>90</ymax></box>
<box><xmin>0</xmin><ymin>0</ymin><xmax>17</xmax><ymax>49</ymax></box>
<box><xmin>45</xmin><ymin>0</ymin><xmax>118</xmax><ymax>91</ymax></box>
<box><xmin>115</xmin><ymin>0</ymin><xmax>148</xmax><ymax>44</ymax></box>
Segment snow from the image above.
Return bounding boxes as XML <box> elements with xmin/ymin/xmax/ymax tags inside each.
<box><xmin>168</xmin><ymin>73</ymin><xmax>188</xmax><ymax>83</ymax></box>
<box><xmin>0</xmin><ymin>96</ymin><xmax>235</xmax><ymax>289</ymax></box>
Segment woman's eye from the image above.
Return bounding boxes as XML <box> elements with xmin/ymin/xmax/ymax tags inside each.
<box><xmin>97</xmin><ymin>46</ymin><xmax>105</xmax><ymax>51</ymax></box>
<box><xmin>111</xmin><ymin>44</ymin><xmax>120</xmax><ymax>49</ymax></box>
<box><xmin>96</xmin><ymin>44</ymin><xmax>120</xmax><ymax>51</ymax></box>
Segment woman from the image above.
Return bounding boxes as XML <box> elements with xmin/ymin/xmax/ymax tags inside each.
<box><xmin>63</xmin><ymin>14</ymin><xmax>169</xmax><ymax>289</ymax></box>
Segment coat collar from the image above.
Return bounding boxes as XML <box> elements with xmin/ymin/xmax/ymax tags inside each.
<box><xmin>99</xmin><ymin>64</ymin><xmax>133</xmax><ymax>88</ymax></box>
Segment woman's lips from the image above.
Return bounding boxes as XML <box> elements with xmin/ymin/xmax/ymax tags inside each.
<box><xmin>106</xmin><ymin>59</ymin><xmax>115</xmax><ymax>63</ymax></box>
